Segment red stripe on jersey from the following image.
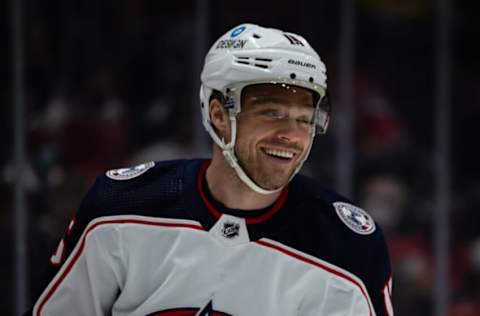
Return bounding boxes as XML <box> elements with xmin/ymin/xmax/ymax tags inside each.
<box><xmin>256</xmin><ymin>239</ymin><xmax>375</xmax><ymax>316</ymax></box>
<box><xmin>66</xmin><ymin>217</ymin><xmax>76</xmax><ymax>236</ymax></box>
<box><xmin>197</xmin><ymin>160</ymin><xmax>288</xmax><ymax>224</ymax></box>
<box><xmin>36</xmin><ymin>218</ymin><xmax>205</xmax><ymax>316</ymax></box>
<box><xmin>383</xmin><ymin>276</ymin><xmax>394</xmax><ymax>316</ymax></box>
<box><xmin>49</xmin><ymin>239</ymin><xmax>66</xmax><ymax>268</ymax></box>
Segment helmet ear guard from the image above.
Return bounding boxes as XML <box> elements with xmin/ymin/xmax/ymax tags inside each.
<box><xmin>199</xmin><ymin>23</ymin><xmax>330</xmax><ymax>194</ymax></box>
<box><xmin>200</xmin><ymin>85</ymin><xmax>237</xmax><ymax>151</ymax></box>
<box><xmin>314</xmin><ymin>89</ymin><xmax>331</xmax><ymax>134</ymax></box>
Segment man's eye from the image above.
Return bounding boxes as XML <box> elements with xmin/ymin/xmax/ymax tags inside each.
<box><xmin>261</xmin><ymin>110</ymin><xmax>283</xmax><ymax>119</ymax></box>
<box><xmin>297</xmin><ymin>117</ymin><xmax>313</xmax><ymax>125</ymax></box>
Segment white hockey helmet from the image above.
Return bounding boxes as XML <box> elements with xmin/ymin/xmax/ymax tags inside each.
<box><xmin>200</xmin><ymin>23</ymin><xmax>330</xmax><ymax>195</ymax></box>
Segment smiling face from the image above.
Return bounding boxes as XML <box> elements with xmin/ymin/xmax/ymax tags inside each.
<box><xmin>233</xmin><ymin>83</ymin><xmax>317</xmax><ymax>190</ymax></box>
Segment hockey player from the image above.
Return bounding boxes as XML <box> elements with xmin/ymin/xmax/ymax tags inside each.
<box><xmin>30</xmin><ymin>24</ymin><xmax>393</xmax><ymax>315</ymax></box>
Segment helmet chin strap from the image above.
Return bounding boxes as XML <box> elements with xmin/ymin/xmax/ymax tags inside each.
<box><xmin>215</xmin><ymin>113</ymin><xmax>280</xmax><ymax>195</ymax></box>
<box><xmin>218</xmin><ymin>113</ymin><xmax>315</xmax><ymax>195</ymax></box>
<box><xmin>222</xmin><ymin>148</ymin><xmax>282</xmax><ymax>195</ymax></box>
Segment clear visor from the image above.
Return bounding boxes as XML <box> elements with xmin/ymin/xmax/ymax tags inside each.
<box><xmin>223</xmin><ymin>80</ymin><xmax>330</xmax><ymax>134</ymax></box>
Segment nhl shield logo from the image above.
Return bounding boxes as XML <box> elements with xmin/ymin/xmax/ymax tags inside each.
<box><xmin>221</xmin><ymin>222</ymin><xmax>240</xmax><ymax>239</ymax></box>
<box><xmin>333</xmin><ymin>202</ymin><xmax>376</xmax><ymax>235</ymax></box>
<box><xmin>106</xmin><ymin>161</ymin><xmax>155</xmax><ymax>180</ymax></box>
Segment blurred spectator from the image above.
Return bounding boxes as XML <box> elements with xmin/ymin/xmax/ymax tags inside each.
<box><xmin>355</xmin><ymin>73</ymin><xmax>409</xmax><ymax>158</ymax></box>
<box><xmin>360</xmin><ymin>175</ymin><xmax>408</xmax><ymax>234</ymax></box>
<box><xmin>450</xmin><ymin>241</ymin><xmax>480</xmax><ymax>316</ymax></box>
<box><xmin>359</xmin><ymin>173</ymin><xmax>433</xmax><ymax>315</ymax></box>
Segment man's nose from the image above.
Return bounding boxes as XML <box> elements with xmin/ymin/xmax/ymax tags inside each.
<box><xmin>276</xmin><ymin>118</ymin><xmax>304</xmax><ymax>142</ymax></box>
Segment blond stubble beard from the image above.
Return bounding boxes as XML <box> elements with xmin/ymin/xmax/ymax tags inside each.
<box><xmin>234</xmin><ymin>146</ymin><xmax>300</xmax><ymax>191</ymax></box>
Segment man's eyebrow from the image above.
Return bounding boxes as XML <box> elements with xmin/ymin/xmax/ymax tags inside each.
<box><xmin>247</xmin><ymin>96</ymin><xmax>286</xmax><ymax>106</ymax></box>
<box><xmin>245</xmin><ymin>94</ymin><xmax>315</xmax><ymax>110</ymax></box>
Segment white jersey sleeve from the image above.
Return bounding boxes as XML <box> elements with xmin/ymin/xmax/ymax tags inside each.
<box><xmin>33</xmin><ymin>218</ymin><xmax>123</xmax><ymax>316</ymax></box>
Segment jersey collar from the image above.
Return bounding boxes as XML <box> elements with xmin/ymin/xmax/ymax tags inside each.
<box><xmin>197</xmin><ymin>160</ymin><xmax>288</xmax><ymax>225</ymax></box>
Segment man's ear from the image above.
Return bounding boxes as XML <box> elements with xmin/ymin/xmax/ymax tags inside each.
<box><xmin>209</xmin><ymin>98</ymin><xmax>231</xmax><ymax>140</ymax></box>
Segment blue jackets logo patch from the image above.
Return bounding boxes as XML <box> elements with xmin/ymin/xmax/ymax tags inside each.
<box><xmin>148</xmin><ymin>300</ymin><xmax>232</xmax><ymax>315</ymax></box>
<box><xmin>106</xmin><ymin>161</ymin><xmax>155</xmax><ymax>181</ymax></box>
<box><xmin>333</xmin><ymin>202</ymin><xmax>376</xmax><ymax>235</ymax></box>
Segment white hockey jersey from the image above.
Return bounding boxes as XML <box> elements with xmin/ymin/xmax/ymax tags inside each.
<box><xmin>31</xmin><ymin>159</ymin><xmax>393</xmax><ymax>315</ymax></box>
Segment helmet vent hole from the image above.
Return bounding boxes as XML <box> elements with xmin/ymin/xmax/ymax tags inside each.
<box><xmin>309</xmin><ymin>77</ymin><xmax>314</xmax><ymax>82</ymax></box>
<box><xmin>290</xmin><ymin>73</ymin><xmax>296</xmax><ymax>79</ymax></box>
<box><xmin>253</xmin><ymin>33</ymin><xmax>261</xmax><ymax>39</ymax></box>
<box><xmin>235</xmin><ymin>56</ymin><xmax>251</xmax><ymax>66</ymax></box>
<box><xmin>234</xmin><ymin>56</ymin><xmax>271</xmax><ymax>69</ymax></box>
<box><xmin>254</xmin><ymin>57</ymin><xmax>272</xmax><ymax>62</ymax></box>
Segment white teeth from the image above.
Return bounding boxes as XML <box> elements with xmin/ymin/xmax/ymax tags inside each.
<box><xmin>264</xmin><ymin>148</ymin><xmax>294</xmax><ymax>159</ymax></box>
